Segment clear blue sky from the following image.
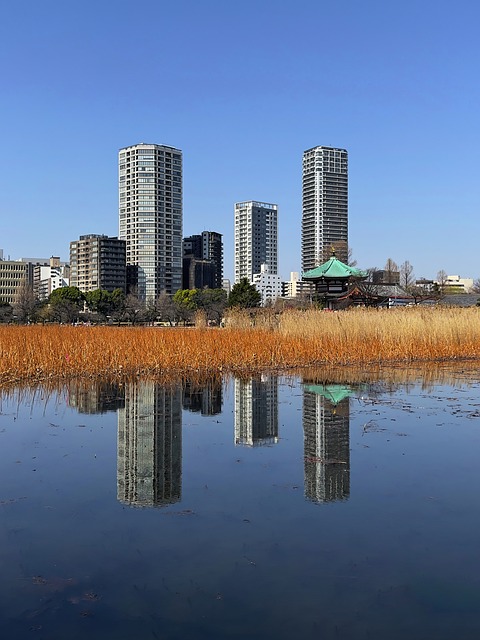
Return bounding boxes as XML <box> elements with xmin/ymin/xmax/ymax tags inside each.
<box><xmin>2</xmin><ymin>0</ymin><xmax>479</xmax><ymax>282</ymax></box>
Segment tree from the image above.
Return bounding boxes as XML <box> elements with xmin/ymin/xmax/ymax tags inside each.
<box><xmin>121</xmin><ymin>291</ymin><xmax>146</xmax><ymax>325</ymax></box>
<box><xmin>193</xmin><ymin>288</ymin><xmax>228</xmax><ymax>324</ymax></box>
<box><xmin>384</xmin><ymin>258</ymin><xmax>399</xmax><ymax>284</ymax></box>
<box><xmin>84</xmin><ymin>289</ymin><xmax>113</xmax><ymax>320</ymax></box>
<box><xmin>318</xmin><ymin>240</ymin><xmax>355</xmax><ymax>266</ymax></box>
<box><xmin>0</xmin><ymin>302</ymin><xmax>13</xmax><ymax>323</ymax></box>
<box><xmin>48</xmin><ymin>286</ymin><xmax>84</xmax><ymax>323</ymax></box>
<box><xmin>436</xmin><ymin>270</ymin><xmax>448</xmax><ymax>295</ymax></box>
<box><xmin>155</xmin><ymin>291</ymin><xmax>176</xmax><ymax>326</ymax></box>
<box><xmin>13</xmin><ymin>280</ymin><xmax>37</xmax><ymax>323</ymax></box>
<box><xmin>227</xmin><ymin>279</ymin><xmax>261</xmax><ymax>309</ymax></box>
<box><xmin>173</xmin><ymin>289</ymin><xmax>198</xmax><ymax>325</ymax></box>
<box><xmin>400</xmin><ymin>261</ymin><xmax>415</xmax><ymax>291</ymax></box>
<box><xmin>472</xmin><ymin>279</ymin><xmax>480</xmax><ymax>294</ymax></box>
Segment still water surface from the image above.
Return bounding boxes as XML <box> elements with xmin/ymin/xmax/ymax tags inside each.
<box><xmin>1</xmin><ymin>367</ymin><xmax>480</xmax><ymax>639</ymax></box>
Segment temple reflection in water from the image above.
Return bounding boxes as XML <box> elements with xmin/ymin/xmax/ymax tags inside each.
<box><xmin>234</xmin><ymin>375</ymin><xmax>278</xmax><ymax>446</ymax></box>
<box><xmin>117</xmin><ymin>382</ymin><xmax>182</xmax><ymax>507</ymax></box>
<box><xmin>303</xmin><ymin>384</ymin><xmax>352</xmax><ymax>503</ymax></box>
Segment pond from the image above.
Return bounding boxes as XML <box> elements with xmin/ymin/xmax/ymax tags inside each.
<box><xmin>1</xmin><ymin>365</ymin><xmax>480</xmax><ymax>639</ymax></box>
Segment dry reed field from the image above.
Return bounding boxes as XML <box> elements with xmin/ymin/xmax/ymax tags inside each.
<box><xmin>1</xmin><ymin>306</ymin><xmax>480</xmax><ymax>385</ymax></box>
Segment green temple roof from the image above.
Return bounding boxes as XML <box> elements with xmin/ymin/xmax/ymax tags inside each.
<box><xmin>304</xmin><ymin>384</ymin><xmax>354</xmax><ymax>405</ymax></box>
<box><xmin>302</xmin><ymin>255</ymin><xmax>367</xmax><ymax>280</ymax></box>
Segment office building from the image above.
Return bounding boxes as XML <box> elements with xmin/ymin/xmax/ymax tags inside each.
<box><xmin>70</xmin><ymin>234</ymin><xmax>126</xmax><ymax>293</ymax></box>
<box><xmin>119</xmin><ymin>143</ymin><xmax>183</xmax><ymax>300</ymax></box>
<box><xmin>302</xmin><ymin>146</ymin><xmax>348</xmax><ymax>272</ymax></box>
<box><xmin>234</xmin><ymin>201</ymin><xmax>278</xmax><ymax>283</ymax></box>
<box><xmin>0</xmin><ymin>259</ymin><xmax>33</xmax><ymax>304</ymax></box>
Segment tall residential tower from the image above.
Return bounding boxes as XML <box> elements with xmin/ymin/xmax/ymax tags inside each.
<box><xmin>119</xmin><ymin>143</ymin><xmax>183</xmax><ymax>299</ymax></box>
<box><xmin>301</xmin><ymin>146</ymin><xmax>348</xmax><ymax>272</ymax></box>
<box><xmin>234</xmin><ymin>201</ymin><xmax>278</xmax><ymax>283</ymax></box>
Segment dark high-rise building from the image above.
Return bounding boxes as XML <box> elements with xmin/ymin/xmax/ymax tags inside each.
<box><xmin>183</xmin><ymin>231</ymin><xmax>223</xmax><ymax>289</ymax></box>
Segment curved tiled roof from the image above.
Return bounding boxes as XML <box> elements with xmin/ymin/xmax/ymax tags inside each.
<box><xmin>302</xmin><ymin>256</ymin><xmax>367</xmax><ymax>280</ymax></box>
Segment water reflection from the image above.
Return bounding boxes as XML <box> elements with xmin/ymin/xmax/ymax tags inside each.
<box><xmin>117</xmin><ymin>382</ymin><xmax>182</xmax><ymax>507</ymax></box>
<box><xmin>302</xmin><ymin>383</ymin><xmax>353</xmax><ymax>503</ymax></box>
<box><xmin>182</xmin><ymin>379</ymin><xmax>222</xmax><ymax>415</ymax></box>
<box><xmin>234</xmin><ymin>374</ymin><xmax>279</xmax><ymax>446</ymax></box>
<box><xmin>67</xmin><ymin>381</ymin><xmax>125</xmax><ymax>414</ymax></box>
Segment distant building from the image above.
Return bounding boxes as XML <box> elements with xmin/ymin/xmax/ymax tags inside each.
<box><xmin>442</xmin><ymin>275</ymin><xmax>474</xmax><ymax>293</ymax></box>
<box><xmin>302</xmin><ymin>146</ymin><xmax>348</xmax><ymax>272</ymax></box>
<box><xmin>372</xmin><ymin>269</ymin><xmax>400</xmax><ymax>285</ymax></box>
<box><xmin>234</xmin><ymin>201</ymin><xmax>278</xmax><ymax>283</ymax></box>
<box><xmin>251</xmin><ymin>264</ymin><xmax>282</xmax><ymax>306</ymax></box>
<box><xmin>70</xmin><ymin>234</ymin><xmax>126</xmax><ymax>293</ymax></box>
<box><xmin>34</xmin><ymin>257</ymin><xmax>70</xmax><ymax>300</ymax></box>
<box><xmin>222</xmin><ymin>278</ymin><xmax>231</xmax><ymax>296</ymax></box>
<box><xmin>282</xmin><ymin>272</ymin><xmax>313</xmax><ymax>299</ymax></box>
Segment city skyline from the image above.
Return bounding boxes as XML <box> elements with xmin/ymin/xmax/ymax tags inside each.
<box><xmin>2</xmin><ymin>1</ymin><xmax>480</xmax><ymax>282</ymax></box>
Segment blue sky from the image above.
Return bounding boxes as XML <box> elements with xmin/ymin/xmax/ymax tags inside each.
<box><xmin>1</xmin><ymin>0</ymin><xmax>479</xmax><ymax>282</ymax></box>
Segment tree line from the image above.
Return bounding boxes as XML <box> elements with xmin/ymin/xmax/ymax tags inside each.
<box><xmin>2</xmin><ymin>277</ymin><xmax>263</xmax><ymax>325</ymax></box>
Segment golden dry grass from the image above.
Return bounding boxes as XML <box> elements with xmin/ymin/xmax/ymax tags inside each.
<box><xmin>1</xmin><ymin>306</ymin><xmax>480</xmax><ymax>386</ymax></box>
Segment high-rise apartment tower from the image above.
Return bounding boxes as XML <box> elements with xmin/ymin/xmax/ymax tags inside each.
<box><xmin>301</xmin><ymin>146</ymin><xmax>348</xmax><ymax>272</ymax></box>
<box><xmin>234</xmin><ymin>201</ymin><xmax>278</xmax><ymax>283</ymax></box>
<box><xmin>119</xmin><ymin>143</ymin><xmax>183</xmax><ymax>299</ymax></box>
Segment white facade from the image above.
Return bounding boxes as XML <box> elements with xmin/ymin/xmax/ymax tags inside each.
<box><xmin>234</xmin><ymin>201</ymin><xmax>278</xmax><ymax>283</ymax></box>
<box><xmin>443</xmin><ymin>275</ymin><xmax>474</xmax><ymax>293</ymax></box>
<box><xmin>282</xmin><ymin>271</ymin><xmax>313</xmax><ymax>299</ymax></box>
<box><xmin>251</xmin><ymin>264</ymin><xmax>282</xmax><ymax>306</ymax></box>
<box><xmin>119</xmin><ymin>143</ymin><xmax>183</xmax><ymax>299</ymax></box>
<box><xmin>35</xmin><ymin>263</ymin><xmax>69</xmax><ymax>300</ymax></box>
<box><xmin>302</xmin><ymin>146</ymin><xmax>348</xmax><ymax>273</ymax></box>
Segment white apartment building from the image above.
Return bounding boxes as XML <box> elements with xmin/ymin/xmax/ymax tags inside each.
<box><xmin>119</xmin><ymin>143</ymin><xmax>183</xmax><ymax>299</ymax></box>
<box><xmin>251</xmin><ymin>264</ymin><xmax>282</xmax><ymax>306</ymax></box>
<box><xmin>302</xmin><ymin>146</ymin><xmax>348</xmax><ymax>272</ymax></box>
<box><xmin>234</xmin><ymin>201</ymin><xmax>278</xmax><ymax>283</ymax></box>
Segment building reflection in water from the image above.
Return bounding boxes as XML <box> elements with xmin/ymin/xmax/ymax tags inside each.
<box><xmin>182</xmin><ymin>379</ymin><xmax>222</xmax><ymax>416</ymax></box>
<box><xmin>303</xmin><ymin>384</ymin><xmax>353</xmax><ymax>504</ymax></box>
<box><xmin>117</xmin><ymin>382</ymin><xmax>182</xmax><ymax>507</ymax></box>
<box><xmin>234</xmin><ymin>375</ymin><xmax>278</xmax><ymax>446</ymax></box>
<box><xmin>67</xmin><ymin>382</ymin><xmax>125</xmax><ymax>414</ymax></box>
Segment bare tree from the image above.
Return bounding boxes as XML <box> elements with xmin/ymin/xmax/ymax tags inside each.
<box><xmin>13</xmin><ymin>280</ymin><xmax>37</xmax><ymax>323</ymax></box>
<box><xmin>383</xmin><ymin>258</ymin><xmax>399</xmax><ymax>285</ymax></box>
<box><xmin>436</xmin><ymin>270</ymin><xmax>448</xmax><ymax>295</ymax></box>
<box><xmin>400</xmin><ymin>261</ymin><xmax>415</xmax><ymax>291</ymax></box>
